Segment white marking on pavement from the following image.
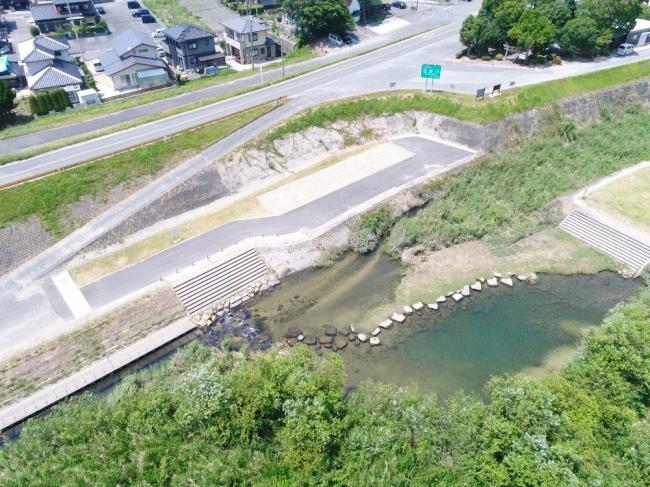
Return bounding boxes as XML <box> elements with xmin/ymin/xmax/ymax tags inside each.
<box><xmin>50</xmin><ymin>271</ymin><xmax>92</xmax><ymax>318</ymax></box>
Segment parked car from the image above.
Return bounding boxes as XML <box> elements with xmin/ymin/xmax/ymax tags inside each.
<box><xmin>616</xmin><ymin>43</ymin><xmax>635</xmax><ymax>56</ymax></box>
<box><xmin>132</xmin><ymin>8</ymin><xmax>150</xmax><ymax>17</ymax></box>
<box><xmin>127</xmin><ymin>1</ymin><xmax>141</xmax><ymax>8</ymax></box>
<box><xmin>96</xmin><ymin>6</ymin><xmax>105</xmax><ymax>14</ymax></box>
<box><xmin>141</xmin><ymin>14</ymin><xmax>156</xmax><ymax>23</ymax></box>
<box><xmin>91</xmin><ymin>59</ymin><xmax>103</xmax><ymax>72</ymax></box>
<box><xmin>328</xmin><ymin>33</ymin><xmax>343</xmax><ymax>46</ymax></box>
<box><xmin>391</xmin><ymin>1</ymin><xmax>407</xmax><ymax>8</ymax></box>
<box><xmin>152</xmin><ymin>28</ymin><xmax>165</xmax><ymax>38</ymax></box>
<box><xmin>342</xmin><ymin>32</ymin><xmax>354</xmax><ymax>45</ymax></box>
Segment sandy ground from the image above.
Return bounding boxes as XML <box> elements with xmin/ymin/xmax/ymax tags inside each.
<box><xmin>357</xmin><ymin>227</ymin><xmax>619</xmax><ymax>332</ymax></box>
<box><xmin>0</xmin><ymin>286</ymin><xmax>184</xmax><ymax>407</ymax></box>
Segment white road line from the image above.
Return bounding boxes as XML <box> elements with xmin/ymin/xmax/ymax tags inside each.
<box><xmin>50</xmin><ymin>271</ymin><xmax>92</xmax><ymax>318</ymax></box>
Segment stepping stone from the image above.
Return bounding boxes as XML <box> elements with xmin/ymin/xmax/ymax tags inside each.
<box><xmin>461</xmin><ymin>285</ymin><xmax>470</xmax><ymax>297</ymax></box>
<box><xmin>357</xmin><ymin>333</ymin><xmax>369</xmax><ymax>343</ymax></box>
<box><xmin>371</xmin><ymin>327</ymin><xmax>381</xmax><ymax>336</ymax></box>
<box><xmin>297</xmin><ymin>335</ymin><xmax>304</xmax><ymax>341</ymax></box>
<box><xmin>478</xmin><ymin>277</ymin><xmax>486</xmax><ymax>283</ymax></box>
<box><xmin>369</xmin><ymin>337</ymin><xmax>381</xmax><ymax>346</ymax></box>
<box><xmin>348</xmin><ymin>334</ymin><xmax>357</xmax><ymax>342</ymax></box>
<box><xmin>452</xmin><ymin>293</ymin><xmax>464</xmax><ymax>302</ymax></box>
<box><xmin>403</xmin><ymin>305</ymin><xmax>414</xmax><ymax>315</ymax></box>
<box><xmin>379</xmin><ymin>319</ymin><xmax>393</xmax><ymax>329</ymax></box>
<box><xmin>530</xmin><ymin>272</ymin><xmax>539</xmax><ymax>283</ymax></box>
<box><xmin>391</xmin><ymin>313</ymin><xmax>406</xmax><ymax>323</ymax></box>
<box><xmin>493</xmin><ymin>272</ymin><xmax>502</xmax><ymax>278</ymax></box>
<box><xmin>285</xmin><ymin>327</ymin><xmax>303</xmax><ymax>339</ymax></box>
<box><xmin>427</xmin><ymin>303</ymin><xmax>439</xmax><ymax>310</ymax></box>
<box><xmin>287</xmin><ymin>338</ymin><xmax>298</xmax><ymax>346</ymax></box>
<box><xmin>446</xmin><ymin>291</ymin><xmax>454</xmax><ymax>297</ymax></box>
<box><xmin>501</xmin><ymin>277</ymin><xmax>513</xmax><ymax>287</ymax></box>
<box><xmin>470</xmin><ymin>282</ymin><xmax>482</xmax><ymax>292</ymax></box>
<box><xmin>333</xmin><ymin>336</ymin><xmax>347</xmax><ymax>350</ymax></box>
<box><xmin>350</xmin><ymin>324</ymin><xmax>357</xmax><ymax>334</ymax></box>
<box><xmin>487</xmin><ymin>277</ymin><xmax>498</xmax><ymax>287</ymax></box>
<box><xmin>517</xmin><ymin>274</ymin><xmax>529</xmax><ymax>282</ymax></box>
<box><xmin>319</xmin><ymin>335</ymin><xmax>333</xmax><ymax>345</ymax></box>
<box><xmin>324</xmin><ymin>326</ymin><xmax>338</xmax><ymax>336</ymax></box>
<box><xmin>340</xmin><ymin>328</ymin><xmax>350</xmax><ymax>337</ymax></box>
<box><xmin>412</xmin><ymin>302</ymin><xmax>424</xmax><ymax>311</ymax></box>
<box><xmin>436</xmin><ymin>296</ymin><xmax>446</xmax><ymax>303</ymax></box>
<box><xmin>303</xmin><ymin>336</ymin><xmax>317</xmax><ymax>346</ymax></box>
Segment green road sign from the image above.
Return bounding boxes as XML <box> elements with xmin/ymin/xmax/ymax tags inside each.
<box><xmin>421</xmin><ymin>64</ymin><xmax>441</xmax><ymax>79</ymax></box>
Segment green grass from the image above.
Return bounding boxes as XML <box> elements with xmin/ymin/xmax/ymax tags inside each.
<box><xmin>141</xmin><ymin>0</ymin><xmax>211</xmax><ymax>31</ymax></box>
<box><xmin>0</xmin><ymin>103</ymin><xmax>277</xmax><ymax>234</ymax></box>
<box><xmin>384</xmin><ymin>109</ymin><xmax>650</xmax><ymax>255</ymax></box>
<box><xmin>264</xmin><ymin>60</ymin><xmax>650</xmax><ymax>144</ymax></box>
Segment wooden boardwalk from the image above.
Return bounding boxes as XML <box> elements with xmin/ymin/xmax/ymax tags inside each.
<box><xmin>0</xmin><ymin>319</ymin><xmax>196</xmax><ymax>433</ymax></box>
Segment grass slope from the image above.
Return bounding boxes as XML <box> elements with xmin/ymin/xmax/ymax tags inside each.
<box><xmin>385</xmin><ymin>109</ymin><xmax>650</xmax><ymax>255</ymax></box>
<box><xmin>141</xmin><ymin>0</ymin><xmax>211</xmax><ymax>31</ymax></box>
<box><xmin>264</xmin><ymin>60</ymin><xmax>650</xmax><ymax>143</ymax></box>
<box><xmin>0</xmin><ymin>103</ymin><xmax>276</xmax><ymax>234</ymax></box>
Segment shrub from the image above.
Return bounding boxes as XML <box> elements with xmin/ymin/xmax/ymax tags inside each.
<box><xmin>481</xmin><ymin>55</ymin><xmax>492</xmax><ymax>61</ymax></box>
<box><xmin>554</xmin><ymin>55</ymin><xmax>562</xmax><ymax>65</ymax></box>
<box><xmin>495</xmin><ymin>53</ymin><xmax>504</xmax><ymax>61</ymax></box>
<box><xmin>349</xmin><ymin>205</ymin><xmax>394</xmax><ymax>254</ymax></box>
<box><xmin>30</xmin><ymin>26</ymin><xmax>40</xmax><ymax>37</ymax></box>
<box><xmin>38</xmin><ymin>92</ymin><xmax>54</xmax><ymax>113</ymax></box>
<box><xmin>468</xmin><ymin>54</ymin><xmax>477</xmax><ymax>60</ymax></box>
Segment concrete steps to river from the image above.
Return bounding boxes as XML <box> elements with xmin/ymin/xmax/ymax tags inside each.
<box><xmin>173</xmin><ymin>249</ymin><xmax>270</xmax><ymax>316</ymax></box>
<box><xmin>560</xmin><ymin>210</ymin><xmax>650</xmax><ymax>276</ymax></box>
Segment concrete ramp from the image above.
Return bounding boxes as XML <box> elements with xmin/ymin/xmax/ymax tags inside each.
<box><xmin>173</xmin><ymin>249</ymin><xmax>271</xmax><ymax>316</ymax></box>
<box><xmin>560</xmin><ymin>210</ymin><xmax>650</xmax><ymax>276</ymax></box>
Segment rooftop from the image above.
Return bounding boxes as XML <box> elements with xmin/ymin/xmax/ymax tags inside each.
<box><xmin>17</xmin><ymin>35</ymin><xmax>69</xmax><ymax>63</ymax></box>
<box><xmin>111</xmin><ymin>29</ymin><xmax>157</xmax><ymax>57</ymax></box>
<box><xmin>163</xmin><ymin>24</ymin><xmax>214</xmax><ymax>42</ymax></box>
<box><xmin>28</xmin><ymin>59</ymin><xmax>82</xmax><ymax>90</ymax></box>
<box><xmin>220</xmin><ymin>15</ymin><xmax>268</xmax><ymax>34</ymax></box>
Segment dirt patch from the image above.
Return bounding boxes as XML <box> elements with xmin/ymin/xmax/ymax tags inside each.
<box><xmin>0</xmin><ymin>285</ymin><xmax>184</xmax><ymax>408</ymax></box>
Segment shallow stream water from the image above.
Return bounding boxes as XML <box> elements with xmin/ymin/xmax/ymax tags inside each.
<box><xmin>248</xmin><ymin>252</ymin><xmax>640</xmax><ymax>398</ymax></box>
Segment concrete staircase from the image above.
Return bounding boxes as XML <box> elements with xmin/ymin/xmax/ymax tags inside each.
<box><xmin>560</xmin><ymin>210</ymin><xmax>650</xmax><ymax>276</ymax></box>
<box><xmin>173</xmin><ymin>249</ymin><xmax>270</xmax><ymax>316</ymax></box>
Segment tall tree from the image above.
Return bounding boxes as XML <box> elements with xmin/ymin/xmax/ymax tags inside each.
<box><xmin>282</xmin><ymin>0</ymin><xmax>354</xmax><ymax>44</ymax></box>
<box><xmin>577</xmin><ymin>0</ymin><xmax>643</xmax><ymax>39</ymax></box>
<box><xmin>0</xmin><ymin>80</ymin><xmax>16</xmax><ymax>128</ymax></box>
<box><xmin>508</xmin><ymin>9</ymin><xmax>556</xmax><ymax>53</ymax></box>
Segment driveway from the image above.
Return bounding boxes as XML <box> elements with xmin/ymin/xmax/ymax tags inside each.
<box><xmin>69</xmin><ymin>0</ymin><xmax>165</xmax><ymax>61</ymax></box>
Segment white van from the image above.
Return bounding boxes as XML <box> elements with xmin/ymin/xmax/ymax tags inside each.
<box><xmin>616</xmin><ymin>43</ymin><xmax>635</xmax><ymax>56</ymax></box>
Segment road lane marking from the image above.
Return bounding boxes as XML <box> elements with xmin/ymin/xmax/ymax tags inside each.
<box><xmin>50</xmin><ymin>271</ymin><xmax>92</xmax><ymax>318</ymax></box>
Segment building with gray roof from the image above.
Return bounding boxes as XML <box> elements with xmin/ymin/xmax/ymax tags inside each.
<box><xmin>99</xmin><ymin>29</ymin><xmax>170</xmax><ymax>92</ymax></box>
<box><xmin>162</xmin><ymin>23</ymin><xmax>224</xmax><ymax>71</ymax></box>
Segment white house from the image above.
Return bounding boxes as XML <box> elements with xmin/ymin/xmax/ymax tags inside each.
<box><xmin>220</xmin><ymin>16</ymin><xmax>281</xmax><ymax>64</ymax></box>
<box><xmin>99</xmin><ymin>29</ymin><xmax>169</xmax><ymax>91</ymax></box>
<box><xmin>17</xmin><ymin>35</ymin><xmax>83</xmax><ymax>98</ymax></box>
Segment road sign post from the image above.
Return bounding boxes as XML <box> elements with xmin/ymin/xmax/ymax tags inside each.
<box><xmin>420</xmin><ymin>64</ymin><xmax>441</xmax><ymax>92</ymax></box>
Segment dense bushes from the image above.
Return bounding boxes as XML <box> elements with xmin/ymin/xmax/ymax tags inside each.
<box><xmin>385</xmin><ymin>109</ymin><xmax>650</xmax><ymax>255</ymax></box>
<box><xmin>27</xmin><ymin>90</ymin><xmax>71</xmax><ymax>116</ymax></box>
<box><xmin>1</xmin><ymin>284</ymin><xmax>648</xmax><ymax>485</ymax></box>
<box><xmin>349</xmin><ymin>205</ymin><xmax>394</xmax><ymax>254</ymax></box>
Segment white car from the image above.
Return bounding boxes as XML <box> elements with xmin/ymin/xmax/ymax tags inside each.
<box><xmin>616</xmin><ymin>43</ymin><xmax>635</xmax><ymax>56</ymax></box>
<box><xmin>152</xmin><ymin>28</ymin><xmax>165</xmax><ymax>39</ymax></box>
<box><xmin>328</xmin><ymin>33</ymin><xmax>343</xmax><ymax>47</ymax></box>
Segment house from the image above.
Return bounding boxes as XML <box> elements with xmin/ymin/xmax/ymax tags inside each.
<box><xmin>99</xmin><ymin>29</ymin><xmax>169</xmax><ymax>91</ymax></box>
<box><xmin>17</xmin><ymin>35</ymin><xmax>83</xmax><ymax>98</ymax></box>
<box><xmin>626</xmin><ymin>19</ymin><xmax>650</xmax><ymax>48</ymax></box>
<box><xmin>162</xmin><ymin>23</ymin><xmax>224</xmax><ymax>71</ymax></box>
<box><xmin>220</xmin><ymin>16</ymin><xmax>280</xmax><ymax>64</ymax></box>
<box><xmin>30</xmin><ymin>0</ymin><xmax>99</xmax><ymax>34</ymax></box>
<box><xmin>0</xmin><ymin>54</ymin><xmax>25</xmax><ymax>88</ymax></box>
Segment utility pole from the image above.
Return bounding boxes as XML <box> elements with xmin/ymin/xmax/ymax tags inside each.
<box><xmin>246</xmin><ymin>0</ymin><xmax>255</xmax><ymax>70</ymax></box>
<box><xmin>64</xmin><ymin>0</ymin><xmax>85</xmax><ymax>62</ymax></box>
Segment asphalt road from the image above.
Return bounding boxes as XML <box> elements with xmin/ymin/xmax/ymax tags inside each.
<box><xmin>81</xmin><ymin>136</ymin><xmax>472</xmax><ymax>309</ymax></box>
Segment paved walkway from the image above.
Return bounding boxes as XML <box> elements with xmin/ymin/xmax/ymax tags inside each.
<box><xmin>79</xmin><ymin>136</ymin><xmax>473</xmax><ymax>310</ymax></box>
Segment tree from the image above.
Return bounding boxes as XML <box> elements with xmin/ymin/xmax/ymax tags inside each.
<box><xmin>560</xmin><ymin>16</ymin><xmax>608</xmax><ymax>56</ymax></box>
<box><xmin>0</xmin><ymin>80</ymin><xmax>16</xmax><ymax>128</ymax></box>
<box><xmin>577</xmin><ymin>0</ymin><xmax>642</xmax><ymax>39</ymax></box>
<box><xmin>508</xmin><ymin>9</ymin><xmax>556</xmax><ymax>53</ymax></box>
<box><xmin>282</xmin><ymin>0</ymin><xmax>354</xmax><ymax>44</ymax></box>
